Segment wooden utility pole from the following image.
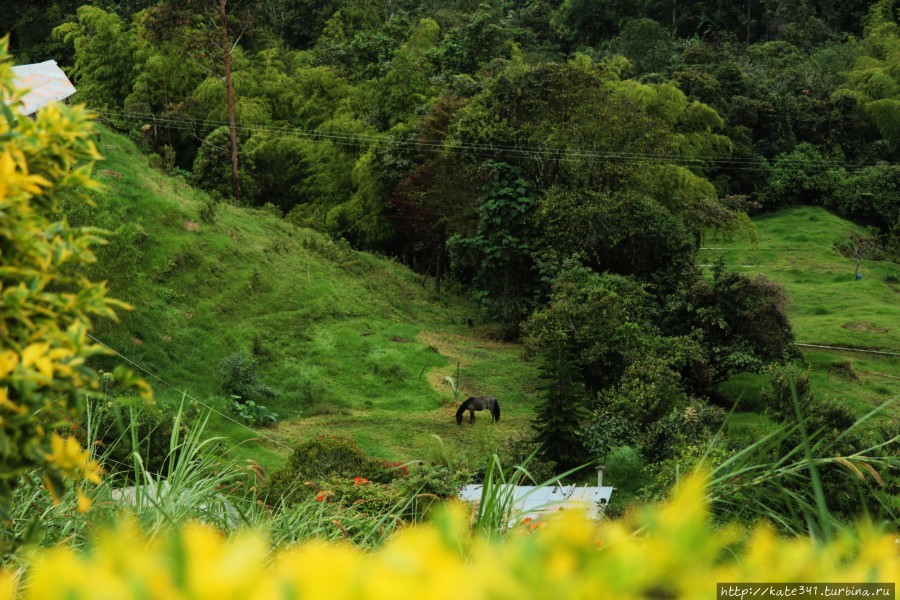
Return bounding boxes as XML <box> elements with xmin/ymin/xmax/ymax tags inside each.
<box><xmin>220</xmin><ymin>0</ymin><xmax>240</xmax><ymax>201</ymax></box>
<box><xmin>746</xmin><ymin>0</ymin><xmax>752</xmax><ymax>45</ymax></box>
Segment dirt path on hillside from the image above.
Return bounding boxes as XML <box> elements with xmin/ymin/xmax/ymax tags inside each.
<box><xmin>417</xmin><ymin>330</ymin><xmax>521</xmax><ymax>400</ymax></box>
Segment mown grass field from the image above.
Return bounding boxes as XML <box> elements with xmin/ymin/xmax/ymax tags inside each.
<box><xmin>706</xmin><ymin>206</ymin><xmax>899</xmax><ymax>433</ymax></box>
<box><xmin>80</xmin><ymin>127</ymin><xmax>542</xmax><ymax>472</ymax></box>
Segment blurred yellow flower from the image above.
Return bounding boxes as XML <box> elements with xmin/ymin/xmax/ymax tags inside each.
<box><xmin>2</xmin><ymin>476</ymin><xmax>896</xmax><ymax>600</ymax></box>
<box><xmin>44</xmin><ymin>434</ymin><xmax>102</xmax><ymax>484</ymax></box>
<box><xmin>76</xmin><ymin>490</ymin><xmax>92</xmax><ymax>513</ymax></box>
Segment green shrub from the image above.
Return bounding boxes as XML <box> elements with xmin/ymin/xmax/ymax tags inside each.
<box><xmin>264</xmin><ymin>435</ymin><xmax>401</xmax><ymax>507</ymax></box>
<box><xmin>0</xmin><ymin>39</ymin><xmax>150</xmax><ymax>515</ymax></box>
<box><xmin>643</xmin><ymin>400</ymin><xmax>726</xmax><ymax>463</ymax></box>
<box><xmin>218</xmin><ymin>350</ymin><xmax>277</xmax><ymax>404</ymax></box>
<box><xmin>762</xmin><ymin>363</ymin><xmax>814</xmax><ymax>420</ymax></box>
<box><xmin>231</xmin><ymin>399</ymin><xmax>278</xmax><ymax>427</ymax></box>
<box><xmin>89</xmin><ymin>400</ymin><xmax>185</xmax><ymax>482</ymax></box>
<box><xmin>261</xmin><ymin>437</ymin><xmax>467</xmax><ymax>523</ymax></box>
<box><xmin>218</xmin><ymin>350</ymin><xmax>278</xmax><ymax>426</ymax></box>
<box><xmin>198</xmin><ymin>193</ymin><xmax>220</xmax><ymax>224</ymax></box>
<box><xmin>603</xmin><ymin>445</ymin><xmax>648</xmax><ymax>496</ymax></box>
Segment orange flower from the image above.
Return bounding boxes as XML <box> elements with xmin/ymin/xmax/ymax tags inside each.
<box><xmin>316</xmin><ymin>491</ymin><xmax>333</xmax><ymax>502</ymax></box>
<box><xmin>353</xmin><ymin>477</ymin><xmax>370</xmax><ymax>485</ymax></box>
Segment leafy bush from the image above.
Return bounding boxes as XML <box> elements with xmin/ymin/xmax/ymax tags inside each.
<box><xmin>219</xmin><ymin>350</ymin><xmax>277</xmax><ymax>403</ymax></box>
<box><xmin>198</xmin><ymin>193</ymin><xmax>220</xmax><ymax>224</ymax></box>
<box><xmin>603</xmin><ymin>445</ymin><xmax>648</xmax><ymax>497</ymax></box>
<box><xmin>217</xmin><ymin>350</ymin><xmax>279</xmax><ymax>426</ymax></box>
<box><xmin>190</xmin><ymin>126</ymin><xmax>255</xmax><ymax>201</ymax></box>
<box><xmin>231</xmin><ymin>399</ymin><xmax>278</xmax><ymax>427</ymax></box>
<box><xmin>0</xmin><ymin>39</ymin><xmax>149</xmax><ymax>516</ymax></box>
<box><xmin>581</xmin><ymin>410</ymin><xmax>639</xmax><ymax>463</ymax></box>
<box><xmin>264</xmin><ymin>435</ymin><xmax>468</xmax><ymax>526</ymax></box>
<box><xmin>643</xmin><ymin>400</ymin><xmax>726</xmax><ymax>464</ymax></box>
<box><xmin>762</xmin><ymin>363</ymin><xmax>814</xmax><ymax>420</ymax></box>
<box><xmin>264</xmin><ymin>435</ymin><xmax>402</xmax><ymax>506</ymax></box>
<box><xmin>761</xmin><ymin>143</ymin><xmax>842</xmax><ymax>206</ymax></box>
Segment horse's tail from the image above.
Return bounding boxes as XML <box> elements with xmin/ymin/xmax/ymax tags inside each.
<box><xmin>493</xmin><ymin>400</ymin><xmax>500</xmax><ymax>422</ymax></box>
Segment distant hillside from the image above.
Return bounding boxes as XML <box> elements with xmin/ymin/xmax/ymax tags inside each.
<box><xmin>708</xmin><ymin>206</ymin><xmax>899</xmax><ymax>428</ymax></box>
<box><xmin>76</xmin><ymin>126</ymin><xmax>542</xmax><ymax>470</ymax></box>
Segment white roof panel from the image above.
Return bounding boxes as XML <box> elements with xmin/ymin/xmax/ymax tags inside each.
<box><xmin>459</xmin><ymin>484</ymin><xmax>614</xmax><ymax>521</ymax></box>
<box><xmin>10</xmin><ymin>60</ymin><xmax>76</xmax><ymax>115</ymax></box>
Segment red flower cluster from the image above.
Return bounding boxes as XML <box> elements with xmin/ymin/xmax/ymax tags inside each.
<box><xmin>353</xmin><ymin>477</ymin><xmax>370</xmax><ymax>485</ymax></box>
<box><xmin>382</xmin><ymin>460</ymin><xmax>409</xmax><ymax>476</ymax></box>
<box><xmin>518</xmin><ymin>516</ymin><xmax>545</xmax><ymax>532</ymax></box>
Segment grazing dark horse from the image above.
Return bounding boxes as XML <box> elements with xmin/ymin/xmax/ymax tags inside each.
<box><xmin>456</xmin><ymin>396</ymin><xmax>500</xmax><ymax>425</ymax></box>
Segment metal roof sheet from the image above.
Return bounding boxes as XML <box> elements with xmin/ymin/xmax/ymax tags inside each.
<box><xmin>459</xmin><ymin>484</ymin><xmax>614</xmax><ymax>521</ymax></box>
<box><xmin>10</xmin><ymin>60</ymin><xmax>76</xmax><ymax>115</ymax></box>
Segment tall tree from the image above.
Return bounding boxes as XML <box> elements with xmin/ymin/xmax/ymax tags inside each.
<box><xmin>447</xmin><ymin>161</ymin><xmax>540</xmax><ymax>334</ymax></box>
<box><xmin>53</xmin><ymin>6</ymin><xmax>136</xmax><ymax>108</ymax></box>
<box><xmin>835</xmin><ymin>0</ymin><xmax>900</xmax><ymax>152</ymax></box>
<box><xmin>533</xmin><ymin>341</ymin><xmax>592</xmax><ymax>473</ymax></box>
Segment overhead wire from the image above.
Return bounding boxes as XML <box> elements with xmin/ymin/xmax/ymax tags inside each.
<box><xmin>93</xmin><ymin>107</ymin><xmax>898</xmax><ymax>173</ymax></box>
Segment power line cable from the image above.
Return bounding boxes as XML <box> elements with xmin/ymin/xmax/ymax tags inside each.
<box><xmin>94</xmin><ymin>108</ymin><xmax>863</xmax><ymax>167</ymax></box>
<box><xmin>93</xmin><ymin>108</ymin><xmax>898</xmax><ymax>172</ymax></box>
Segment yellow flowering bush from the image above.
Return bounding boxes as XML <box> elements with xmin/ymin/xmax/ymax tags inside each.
<box><xmin>2</xmin><ymin>475</ymin><xmax>895</xmax><ymax>600</ymax></box>
<box><xmin>0</xmin><ymin>37</ymin><xmax>149</xmax><ymax>517</ymax></box>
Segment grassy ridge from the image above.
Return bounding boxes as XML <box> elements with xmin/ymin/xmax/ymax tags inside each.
<box><xmin>704</xmin><ymin>207</ymin><xmax>898</xmax><ymax>349</ymax></box>
<box><xmin>81</xmin><ymin>127</ymin><xmax>541</xmax><ymax>470</ymax></box>
<box><xmin>707</xmin><ymin>206</ymin><xmax>899</xmax><ymax>424</ymax></box>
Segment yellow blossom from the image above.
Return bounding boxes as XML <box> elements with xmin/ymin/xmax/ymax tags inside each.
<box><xmin>21</xmin><ymin>342</ymin><xmax>55</xmax><ymax>378</ymax></box>
<box><xmin>76</xmin><ymin>490</ymin><xmax>92</xmax><ymax>513</ymax></box>
<box><xmin>2</xmin><ymin>473</ymin><xmax>897</xmax><ymax>600</ymax></box>
<box><xmin>0</xmin><ymin>350</ymin><xmax>18</xmax><ymax>379</ymax></box>
<box><xmin>44</xmin><ymin>434</ymin><xmax>102</xmax><ymax>484</ymax></box>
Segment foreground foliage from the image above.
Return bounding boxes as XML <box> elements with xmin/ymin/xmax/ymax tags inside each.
<box><xmin>0</xmin><ymin>37</ymin><xmax>148</xmax><ymax>517</ymax></box>
<box><xmin>2</xmin><ymin>474</ymin><xmax>895</xmax><ymax>600</ymax></box>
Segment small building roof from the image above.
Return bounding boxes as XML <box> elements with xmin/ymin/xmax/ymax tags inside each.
<box><xmin>459</xmin><ymin>484</ymin><xmax>614</xmax><ymax>521</ymax></box>
<box><xmin>10</xmin><ymin>60</ymin><xmax>76</xmax><ymax>115</ymax></box>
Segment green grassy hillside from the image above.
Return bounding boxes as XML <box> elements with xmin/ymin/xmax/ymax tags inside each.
<box><xmin>77</xmin><ymin>127</ymin><xmax>542</xmax><ymax>471</ymax></box>
<box><xmin>705</xmin><ymin>206</ymin><xmax>899</xmax><ymax>435</ymax></box>
<box><xmin>77</xmin><ymin>130</ymin><xmax>896</xmax><ymax>472</ymax></box>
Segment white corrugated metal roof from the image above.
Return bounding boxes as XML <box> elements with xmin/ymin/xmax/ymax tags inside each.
<box><xmin>10</xmin><ymin>60</ymin><xmax>76</xmax><ymax>115</ymax></box>
<box><xmin>459</xmin><ymin>484</ymin><xmax>614</xmax><ymax>521</ymax></box>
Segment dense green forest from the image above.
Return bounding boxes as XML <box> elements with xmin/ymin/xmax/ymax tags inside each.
<box><xmin>2</xmin><ymin>0</ymin><xmax>897</xmax><ymax>526</ymax></box>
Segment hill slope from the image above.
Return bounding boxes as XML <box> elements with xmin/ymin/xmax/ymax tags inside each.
<box><xmin>77</xmin><ymin>127</ymin><xmax>541</xmax><ymax>470</ymax></box>
<box><xmin>706</xmin><ymin>206</ymin><xmax>899</xmax><ymax>426</ymax></box>
<box><xmin>77</xmin><ymin>130</ymin><xmax>896</xmax><ymax>470</ymax></box>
